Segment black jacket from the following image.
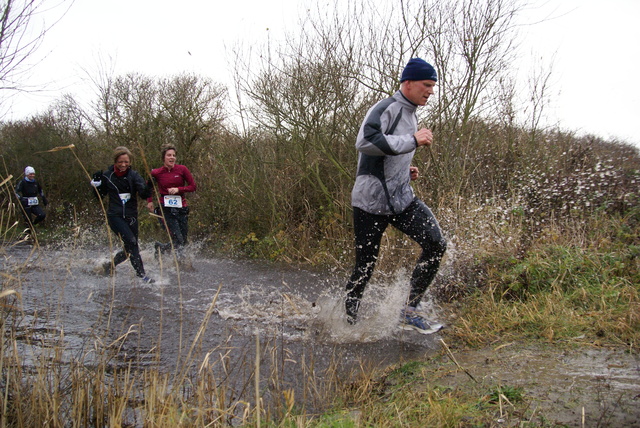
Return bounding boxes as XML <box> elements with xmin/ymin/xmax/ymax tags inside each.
<box><xmin>94</xmin><ymin>166</ymin><xmax>151</xmax><ymax>218</ymax></box>
<box><xmin>15</xmin><ymin>178</ymin><xmax>48</xmax><ymax>207</ymax></box>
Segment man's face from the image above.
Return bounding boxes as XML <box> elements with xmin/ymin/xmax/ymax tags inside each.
<box><xmin>26</xmin><ymin>173</ymin><xmax>35</xmax><ymax>180</ymax></box>
<box><xmin>402</xmin><ymin>79</ymin><xmax>436</xmax><ymax>106</ymax></box>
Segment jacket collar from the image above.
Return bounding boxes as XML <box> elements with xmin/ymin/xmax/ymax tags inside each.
<box><xmin>394</xmin><ymin>90</ymin><xmax>418</xmax><ymax>110</ymax></box>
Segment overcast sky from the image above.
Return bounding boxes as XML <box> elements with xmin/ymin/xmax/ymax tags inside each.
<box><xmin>5</xmin><ymin>0</ymin><xmax>640</xmax><ymax>147</ymax></box>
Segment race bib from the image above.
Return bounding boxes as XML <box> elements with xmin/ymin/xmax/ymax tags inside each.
<box><xmin>163</xmin><ymin>195</ymin><xmax>183</xmax><ymax>208</ymax></box>
<box><xmin>119</xmin><ymin>193</ymin><xmax>131</xmax><ymax>204</ymax></box>
<box><xmin>27</xmin><ymin>197</ymin><xmax>39</xmax><ymax>206</ymax></box>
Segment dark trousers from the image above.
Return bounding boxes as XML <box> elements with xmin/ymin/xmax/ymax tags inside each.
<box><xmin>108</xmin><ymin>216</ymin><xmax>146</xmax><ymax>277</ymax></box>
<box><xmin>157</xmin><ymin>206</ymin><xmax>189</xmax><ymax>253</ymax></box>
<box><xmin>345</xmin><ymin>198</ymin><xmax>446</xmax><ymax>315</ymax></box>
<box><xmin>22</xmin><ymin>205</ymin><xmax>46</xmax><ymax>227</ymax></box>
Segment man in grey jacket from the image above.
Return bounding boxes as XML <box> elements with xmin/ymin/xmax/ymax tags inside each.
<box><xmin>345</xmin><ymin>58</ymin><xmax>447</xmax><ymax>333</ymax></box>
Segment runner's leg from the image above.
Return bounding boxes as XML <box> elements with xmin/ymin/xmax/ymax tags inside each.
<box><xmin>345</xmin><ymin>207</ymin><xmax>389</xmax><ymax>321</ymax></box>
<box><xmin>108</xmin><ymin>216</ymin><xmax>146</xmax><ymax>277</ymax></box>
<box><xmin>31</xmin><ymin>205</ymin><xmax>46</xmax><ymax>225</ymax></box>
<box><xmin>391</xmin><ymin>199</ymin><xmax>446</xmax><ymax>308</ymax></box>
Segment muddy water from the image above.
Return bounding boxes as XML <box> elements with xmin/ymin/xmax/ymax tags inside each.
<box><xmin>2</xmin><ymin>241</ymin><xmax>443</xmax><ymax>399</ymax></box>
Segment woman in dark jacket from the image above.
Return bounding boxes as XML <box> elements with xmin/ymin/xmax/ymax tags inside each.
<box><xmin>91</xmin><ymin>146</ymin><xmax>154</xmax><ymax>283</ymax></box>
<box><xmin>15</xmin><ymin>166</ymin><xmax>48</xmax><ymax>233</ymax></box>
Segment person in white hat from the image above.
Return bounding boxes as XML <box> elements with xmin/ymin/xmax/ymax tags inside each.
<box><xmin>15</xmin><ymin>166</ymin><xmax>49</xmax><ymax>233</ymax></box>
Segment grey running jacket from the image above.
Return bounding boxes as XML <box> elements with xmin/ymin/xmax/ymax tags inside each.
<box><xmin>351</xmin><ymin>90</ymin><xmax>419</xmax><ymax>215</ymax></box>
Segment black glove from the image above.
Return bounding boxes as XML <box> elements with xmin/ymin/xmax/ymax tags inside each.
<box><xmin>92</xmin><ymin>171</ymin><xmax>103</xmax><ymax>181</ymax></box>
<box><xmin>42</xmin><ymin>196</ymin><xmax>48</xmax><ymax>206</ymax></box>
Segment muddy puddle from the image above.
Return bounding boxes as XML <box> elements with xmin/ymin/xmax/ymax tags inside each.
<box><xmin>1</xmin><ymin>240</ymin><xmax>442</xmax><ymax>398</ymax></box>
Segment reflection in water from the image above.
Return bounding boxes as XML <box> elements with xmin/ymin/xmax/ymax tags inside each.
<box><xmin>2</xmin><ymin>240</ymin><xmax>443</xmax><ymax>410</ymax></box>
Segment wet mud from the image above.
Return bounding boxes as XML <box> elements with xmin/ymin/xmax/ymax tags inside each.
<box><xmin>440</xmin><ymin>343</ymin><xmax>640</xmax><ymax>427</ymax></box>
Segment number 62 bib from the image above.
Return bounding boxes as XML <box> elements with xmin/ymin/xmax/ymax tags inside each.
<box><xmin>163</xmin><ymin>195</ymin><xmax>183</xmax><ymax>208</ymax></box>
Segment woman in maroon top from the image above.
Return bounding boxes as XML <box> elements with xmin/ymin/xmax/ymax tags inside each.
<box><xmin>147</xmin><ymin>143</ymin><xmax>197</xmax><ymax>257</ymax></box>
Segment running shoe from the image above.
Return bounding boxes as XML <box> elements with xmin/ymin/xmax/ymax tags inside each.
<box><xmin>140</xmin><ymin>276</ymin><xmax>155</xmax><ymax>284</ymax></box>
<box><xmin>399</xmin><ymin>308</ymin><xmax>444</xmax><ymax>334</ymax></box>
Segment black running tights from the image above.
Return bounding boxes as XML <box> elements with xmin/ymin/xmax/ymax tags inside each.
<box><xmin>345</xmin><ymin>198</ymin><xmax>446</xmax><ymax>310</ymax></box>
<box><xmin>108</xmin><ymin>216</ymin><xmax>146</xmax><ymax>277</ymax></box>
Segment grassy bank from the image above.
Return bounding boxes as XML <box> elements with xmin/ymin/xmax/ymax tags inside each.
<box><xmin>450</xmin><ymin>207</ymin><xmax>640</xmax><ymax>348</ymax></box>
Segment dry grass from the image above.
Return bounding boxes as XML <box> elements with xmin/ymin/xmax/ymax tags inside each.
<box><xmin>0</xmin><ymin>299</ymin><xmax>351</xmax><ymax>427</ymax></box>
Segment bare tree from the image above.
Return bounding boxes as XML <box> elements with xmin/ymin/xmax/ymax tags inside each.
<box><xmin>234</xmin><ymin>0</ymin><xmax>523</xmax><ymax>195</ymax></box>
<box><xmin>233</xmin><ymin>0</ymin><xmax>442</xmax><ymax>210</ymax></box>
<box><xmin>427</xmin><ymin>0</ymin><xmax>521</xmax><ymax>131</ymax></box>
<box><xmin>158</xmin><ymin>73</ymin><xmax>227</xmax><ymax>163</ymax></box>
<box><xmin>526</xmin><ymin>53</ymin><xmax>555</xmax><ymax>142</ymax></box>
<box><xmin>93</xmin><ymin>72</ymin><xmax>160</xmax><ymax>157</ymax></box>
<box><xmin>0</xmin><ymin>0</ymin><xmax>69</xmax><ymax>91</ymax></box>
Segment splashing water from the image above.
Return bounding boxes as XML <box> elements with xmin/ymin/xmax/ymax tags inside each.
<box><xmin>2</xmin><ymin>238</ymin><xmax>444</xmax><ymax>398</ymax></box>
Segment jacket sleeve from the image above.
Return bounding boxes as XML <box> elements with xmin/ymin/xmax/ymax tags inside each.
<box><xmin>356</xmin><ymin>101</ymin><xmax>417</xmax><ymax>156</ymax></box>
<box><xmin>97</xmin><ymin>182</ymin><xmax>109</xmax><ymax>196</ymax></box>
<box><xmin>38</xmin><ymin>183</ymin><xmax>48</xmax><ymax>206</ymax></box>
<box><xmin>133</xmin><ymin>171</ymin><xmax>152</xmax><ymax>199</ymax></box>
<box><xmin>15</xmin><ymin>180</ymin><xmax>28</xmax><ymax>206</ymax></box>
<box><xmin>15</xmin><ymin>180</ymin><xmax>24</xmax><ymax>199</ymax></box>
<box><xmin>180</xmin><ymin>167</ymin><xmax>197</xmax><ymax>193</ymax></box>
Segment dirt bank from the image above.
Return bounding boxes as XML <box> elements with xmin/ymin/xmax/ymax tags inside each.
<box><xmin>437</xmin><ymin>342</ymin><xmax>640</xmax><ymax>427</ymax></box>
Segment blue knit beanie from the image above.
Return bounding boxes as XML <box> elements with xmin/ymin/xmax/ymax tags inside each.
<box><xmin>400</xmin><ymin>58</ymin><xmax>437</xmax><ymax>82</ymax></box>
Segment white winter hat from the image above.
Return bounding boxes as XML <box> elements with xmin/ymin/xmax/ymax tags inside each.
<box><xmin>24</xmin><ymin>166</ymin><xmax>35</xmax><ymax>175</ymax></box>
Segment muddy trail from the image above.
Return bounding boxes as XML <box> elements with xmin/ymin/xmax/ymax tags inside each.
<box><xmin>2</xmin><ymin>240</ymin><xmax>639</xmax><ymax>426</ymax></box>
<box><xmin>430</xmin><ymin>342</ymin><xmax>640</xmax><ymax>427</ymax></box>
<box><xmin>1</xmin><ymin>241</ymin><xmax>441</xmax><ymax>394</ymax></box>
